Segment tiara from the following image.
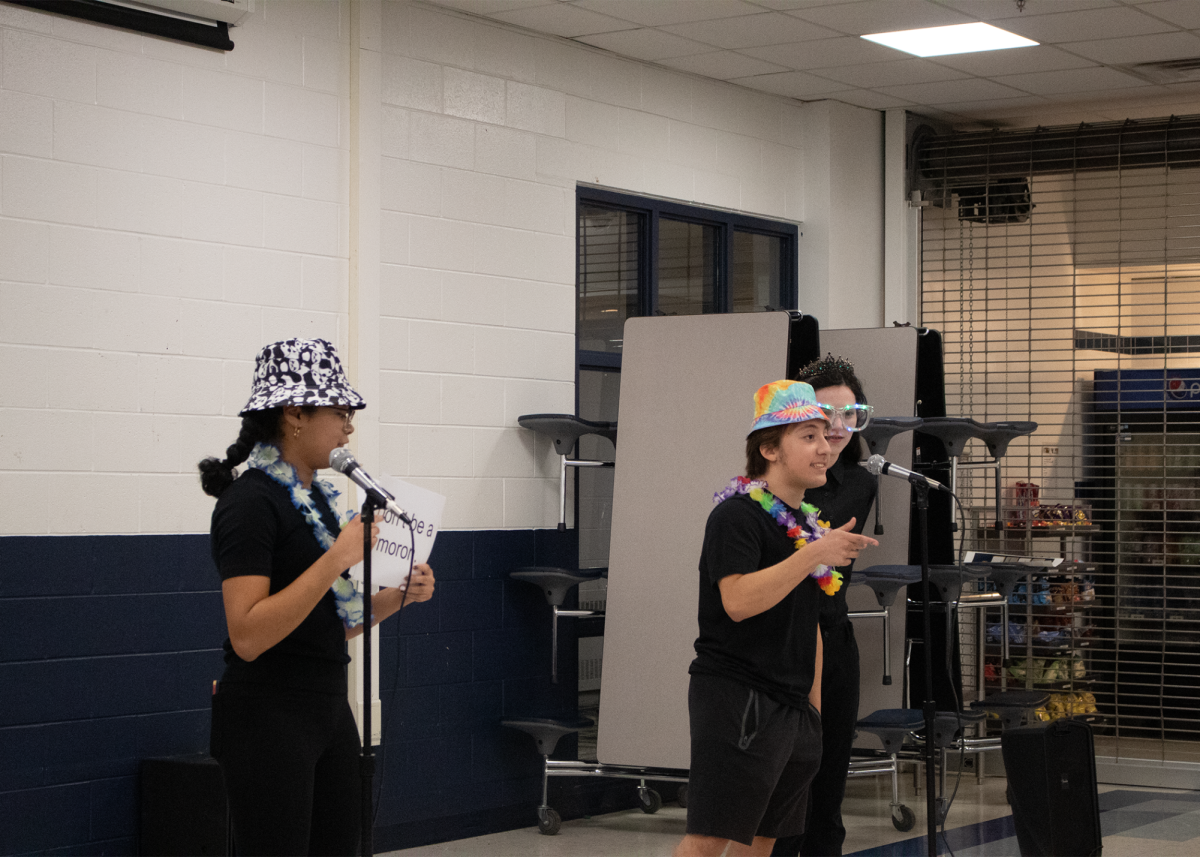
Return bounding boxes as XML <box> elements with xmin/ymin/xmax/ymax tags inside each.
<box><xmin>797</xmin><ymin>353</ymin><xmax>856</xmax><ymax>379</ymax></box>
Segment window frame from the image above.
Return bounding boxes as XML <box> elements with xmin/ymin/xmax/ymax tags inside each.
<box><xmin>575</xmin><ymin>186</ymin><xmax>800</xmax><ymax>387</ymax></box>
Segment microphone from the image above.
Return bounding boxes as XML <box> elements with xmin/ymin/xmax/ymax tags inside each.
<box><xmin>865</xmin><ymin>454</ymin><xmax>952</xmax><ymax>493</ymax></box>
<box><xmin>328</xmin><ymin>448</ymin><xmax>413</xmax><ymax>524</ymax></box>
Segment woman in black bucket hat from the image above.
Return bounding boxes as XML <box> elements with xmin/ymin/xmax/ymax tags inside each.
<box><xmin>198</xmin><ymin>338</ymin><xmax>435</xmax><ymax>855</ymax></box>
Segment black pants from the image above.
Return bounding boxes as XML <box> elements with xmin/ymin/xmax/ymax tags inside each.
<box><xmin>210</xmin><ymin>683</ymin><xmax>362</xmax><ymax>856</ymax></box>
<box><xmin>773</xmin><ymin>620</ymin><xmax>860</xmax><ymax>857</ymax></box>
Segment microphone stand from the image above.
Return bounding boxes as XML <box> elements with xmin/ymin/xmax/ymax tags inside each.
<box><xmin>913</xmin><ymin>481</ymin><xmax>937</xmax><ymax>857</ymax></box>
<box><xmin>360</xmin><ymin>497</ymin><xmax>377</xmax><ymax>857</ymax></box>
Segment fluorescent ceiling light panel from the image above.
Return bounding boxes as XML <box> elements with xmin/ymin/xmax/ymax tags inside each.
<box><xmin>863</xmin><ymin>23</ymin><xmax>1037</xmax><ymax>58</ymax></box>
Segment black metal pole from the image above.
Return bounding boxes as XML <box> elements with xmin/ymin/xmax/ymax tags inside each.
<box><xmin>914</xmin><ymin>482</ymin><xmax>937</xmax><ymax>857</ymax></box>
<box><xmin>361</xmin><ymin>498</ymin><xmax>377</xmax><ymax>857</ymax></box>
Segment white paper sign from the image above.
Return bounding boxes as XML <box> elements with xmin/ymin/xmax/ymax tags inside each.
<box><xmin>347</xmin><ymin>476</ymin><xmax>445</xmax><ymax>588</ymax></box>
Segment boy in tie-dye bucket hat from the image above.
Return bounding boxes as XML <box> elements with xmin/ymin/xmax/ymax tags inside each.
<box><xmin>675</xmin><ymin>380</ymin><xmax>877</xmax><ymax>857</ymax></box>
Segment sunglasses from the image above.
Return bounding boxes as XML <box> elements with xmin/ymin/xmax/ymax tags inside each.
<box><xmin>817</xmin><ymin>403</ymin><xmax>873</xmax><ymax>432</ymax></box>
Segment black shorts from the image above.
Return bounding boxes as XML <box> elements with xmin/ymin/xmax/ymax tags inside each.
<box><xmin>686</xmin><ymin>672</ymin><xmax>823</xmax><ymax>846</ymax></box>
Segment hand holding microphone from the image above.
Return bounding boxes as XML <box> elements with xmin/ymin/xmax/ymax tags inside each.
<box><xmin>328</xmin><ymin>448</ymin><xmax>414</xmax><ymax>524</ymax></box>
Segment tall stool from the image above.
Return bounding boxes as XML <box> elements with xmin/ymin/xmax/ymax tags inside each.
<box><xmin>517</xmin><ymin>414</ymin><xmax>617</xmax><ymax>531</ymax></box>
<box><xmin>918</xmin><ymin>417</ymin><xmax>1037</xmax><ymax>529</ymax></box>
<box><xmin>853</xmin><ymin>709</ymin><xmax>925</xmax><ymax>831</ymax></box>
<box><xmin>499</xmin><ymin>716</ymin><xmax>596</xmax><ymax>835</ymax></box>
<box><xmin>858</xmin><ymin>416</ymin><xmax>924</xmax><ymax>535</ymax></box>
<box><xmin>510</xmin><ymin>566</ymin><xmax>605</xmax><ymax>683</ymax></box>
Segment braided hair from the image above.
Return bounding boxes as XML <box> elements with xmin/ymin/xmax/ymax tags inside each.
<box><xmin>198</xmin><ymin>409</ymin><xmax>285</xmax><ymax>498</ymax></box>
<box><xmin>795</xmin><ymin>353</ymin><xmax>868</xmax><ymax>464</ymax></box>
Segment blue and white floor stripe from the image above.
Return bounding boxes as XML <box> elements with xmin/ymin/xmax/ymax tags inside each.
<box><xmin>851</xmin><ymin>790</ymin><xmax>1200</xmax><ymax>856</ymax></box>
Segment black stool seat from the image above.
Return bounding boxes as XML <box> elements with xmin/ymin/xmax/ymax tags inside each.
<box><xmin>928</xmin><ymin>564</ymin><xmax>988</xmax><ymax>602</ymax></box>
<box><xmin>919</xmin><ymin>417</ymin><xmax>1038</xmax><ymax>461</ymax></box>
<box><xmin>511</xmin><ymin>567</ymin><xmax>606</xmax><ymax>607</ymax></box>
<box><xmin>859</xmin><ymin>417</ymin><xmax>924</xmax><ymax>457</ymax></box>
<box><xmin>918</xmin><ymin>417</ymin><xmax>991</xmax><ymax>458</ymax></box>
<box><xmin>976</xmin><ymin>421</ymin><xmax>1037</xmax><ymax>460</ymax></box>
<box><xmin>856</xmin><ymin>709</ymin><xmax>926</xmax><ymax>754</ymax></box>
<box><xmin>502</xmin><ymin>716</ymin><xmax>595</xmax><ymax>755</ymax></box>
<box><xmin>976</xmin><ymin>562</ymin><xmax>1035</xmax><ymax>598</ymax></box>
<box><xmin>931</xmin><ymin>709</ymin><xmax>987</xmax><ymax>748</ymax></box>
<box><xmin>517</xmin><ymin>413</ymin><xmax>617</xmax><ymax>455</ymax></box>
<box><xmin>971</xmin><ymin>690</ymin><xmax>1051</xmax><ymax>729</ymax></box>
<box><xmin>854</xmin><ymin>564</ymin><xmax>922</xmax><ymax>607</ymax></box>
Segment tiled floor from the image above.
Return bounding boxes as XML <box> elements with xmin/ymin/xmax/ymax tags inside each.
<box><xmin>387</xmin><ymin>771</ymin><xmax>1200</xmax><ymax>857</ymax></box>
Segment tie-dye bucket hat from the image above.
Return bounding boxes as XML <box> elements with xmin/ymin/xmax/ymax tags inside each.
<box><xmin>240</xmin><ymin>338</ymin><xmax>366</xmax><ymax>415</ymax></box>
<box><xmin>750</xmin><ymin>380</ymin><xmax>833</xmax><ymax>434</ymax></box>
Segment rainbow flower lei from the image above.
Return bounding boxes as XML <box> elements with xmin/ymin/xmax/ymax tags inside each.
<box><xmin>714</xmin><ymin>476</ymin><xmax>843</xmax><ymax>596</ymax></box>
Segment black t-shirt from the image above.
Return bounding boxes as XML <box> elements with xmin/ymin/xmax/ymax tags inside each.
<box><xmin>689</xmin><ymin>492</ymin><xmax>822</xmax><ymax>709</ymax></box>
<box><xmin>803</xmin><ymin>458</ymin><xmax>878</xmax><ymax>628</ymax></box>
<box><xmin>210</xmin><ymin>467</ymin><xmax>350</xmax><ymax>693</ymax></box>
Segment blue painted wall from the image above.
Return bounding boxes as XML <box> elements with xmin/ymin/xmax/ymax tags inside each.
<box><xmin>0</xmin><ymin>528</ymin><xmax>581</xmax><ymax>855</ymax></box>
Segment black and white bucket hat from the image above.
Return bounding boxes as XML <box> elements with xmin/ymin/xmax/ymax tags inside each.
<box><xmin>240</xmin><ymin>338</ymin><xmax>366</xmax><ymax>415</ymax></box>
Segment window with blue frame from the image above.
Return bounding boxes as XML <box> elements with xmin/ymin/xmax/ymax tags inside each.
<box><xmin>575</xmin><ymin>187</ymin><xmax>799</xmax><ymax>566</ymax></box>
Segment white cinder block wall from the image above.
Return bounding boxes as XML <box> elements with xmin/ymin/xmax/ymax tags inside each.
<box><xmin>374</xmin><ymin>0</ymin><xmax>809</xmax><ymax>530</ymax></box>
<box><xmin>0</xmin><ymin>0</ymin><xmax>846</xmax><ymax>539</ymax></box>
<box><xmin>0</xmin><ymin>0</ymin><xmax>351</xmax><ymax>537</ymax></box>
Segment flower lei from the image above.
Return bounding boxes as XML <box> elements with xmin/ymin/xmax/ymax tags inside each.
<box><xmin>714</xmin><ymin>476</ymin><xmax>843</xmax><ymax>596</ymax></box>
<box><xmin>247</xmin><ymin>443</ymin><xmax>365</xmax><ymax>628</ymax></box>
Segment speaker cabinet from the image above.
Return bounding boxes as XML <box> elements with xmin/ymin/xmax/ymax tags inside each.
<box><xmin>140</xmin><ymin>755</ymin><xmax>229</xmax><ymax>856</ymax></box>
<box><xmin>1001</xmin><ymin>719</ymin><xmax>1102</xmax><ymax>857</ymax></box>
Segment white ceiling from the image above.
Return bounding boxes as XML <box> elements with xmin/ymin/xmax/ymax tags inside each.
<box><xmin>421</xmin><ymin>0</ymin><xmax>1200</xmax><ymax>128</ymax></box>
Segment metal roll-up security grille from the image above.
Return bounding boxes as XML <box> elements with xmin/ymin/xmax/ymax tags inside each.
<box><xmin>917</xmin><ymin>116</ymin><xmax>1200</xmax><ymax>785</ymax></box>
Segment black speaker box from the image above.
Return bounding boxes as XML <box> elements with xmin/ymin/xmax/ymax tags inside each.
<box><xmin>1001</xmin><ymin>719</ymin><xmax>1102</xmax><ymax>857</ymax></box>
<box><xmin>140</xmin><ymin>755</ymin><xmax>229</xmax><ymax>856</ymax></box>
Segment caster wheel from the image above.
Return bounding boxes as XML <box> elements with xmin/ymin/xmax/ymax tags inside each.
<box><xmin>677</xmin><ymin>784</ymin><xmax>688</xmax><ymax>809</ymax></box>
<box><xmin>892</xmin><ymin>805</ymin><xmax>916</xmax><ymax>832</ymax></box>
<box><xmin>537</xmin><ymin>807</ymin><xmax>561</xmax><ymax>835</ymax></box>
<box><xmin>638</xmin><ymin>788</ymin><xmax>663</xmax><ymax>814</ymax></box>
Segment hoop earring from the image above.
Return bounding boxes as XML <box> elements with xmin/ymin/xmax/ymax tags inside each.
<box><xmin>293</xmin><ymin>425</ymin><xmax>301</xmax><ymax>439</ymax></box>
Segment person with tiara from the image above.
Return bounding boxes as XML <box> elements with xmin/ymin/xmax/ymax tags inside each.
<box><xmin>675</xmin><ymin>380</ymin><xmax>878</xmax><ymax>857</ymax></box>
<box><xmin>773</xmin><ymin>354</ymin><xmax>878</xmax><ymax>857</ymax></box>
<box><xmin>198</xmin><ymin>338</ymin><xmax>435</xmax><ymax>856</ymax></box>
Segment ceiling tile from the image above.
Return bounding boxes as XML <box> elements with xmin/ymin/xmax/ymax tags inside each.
<box><xmin>661</xmin><ymin>11</ymin><xmax>840</xmax><ymax>49</ymax></box>
<box><xmin>923</xmin><ymin>94</ymin><xmax>1053</xmax><ymax>113</ymax></box>
<box><xmin>741</xmin><ymin>35</ymin><xmax>905</xmax><ymax>69</ymax></box>
<box><xmin>1136</xmin><ymin>0</ymin><xmax>1200</xmax><ymax>29</ymax></box>
<box><xmin>783</xmin><ymin>0</ymin><xmax>973</xmax><ymax>37</ymax></box>
<box><xmin>930</xmin><ymin>44</ymin><xmax>1096</xmax><ymax>77</ymax></box>
<box><xmin>1037</xmin><ymin>85</ymin><xmax>1171</xmax><ymax>106</ymax></box>
<box><xmin>745</xmin><ymin>0</ymin><xmax>862</xmax><ymax>9</ymax></box>
<box><xmin>828</xmin><ymin>88</ymin><xmax>917</xmax><ymax>110</ymax></box>
<box><xmin>424</xmin><ymin>0</ymin><xmax>553</xmax><ymax>15</ymax></box>
<box><xmin>574</xmin><ymin>0</ymin><xmax>763</xmax><ymax>27</ymax></box>
<box><xmin>730</xmin><ymin>69</ymin><xmax>858</xmax><ymax>99</ymax></box>
<box><xmin>1061</xmin><ymin>31</ymin><xmax>1200</xmax><ymax>65</ymax></box>
<box><xmin>490</xmin><ymin>3</ymin><xmax>632</xmax><ymax>37</ymax></box>
<box><xmin>877</xmin><ymin>76</ymin><xmax>1030</xmax><ymax>102</ymax></box>
<box><xmin>994</xmin><ymin>65</ymin><xmax>1149</xmax><ymax>95</ymax></box>
<box><xmin>577</xmin><ymin>27</ymin><xmax>715</xmax><ymax>60</ymax></box>
<box><xmin>811</xmin><ymin>57</ymin><xmax>971</xmax><ymax>88</ymax></box>
<box><xmin>658</xmin><ymin>50</ymin><xmax>792</xmax><ymax>79</ymax></box>
<box><xmin>999</xmin><ymin>6</ymin><xmax>1177</xmax><ymax>43</ymax></box>
<box><xmin>936</xmin><ymin>0</ymin><xmax>1119</xmax><ymax>22</ymax></box>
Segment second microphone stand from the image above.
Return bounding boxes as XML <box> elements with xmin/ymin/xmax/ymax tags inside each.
<box><xmin>360</xmin><ymin>497</ymin><xmax>378</xmax><ymax>857</ymax></box>
<box><xmin>913</xmin><ymin>481</ymin><xmax>938</xmax><ymax>857</ymax></box>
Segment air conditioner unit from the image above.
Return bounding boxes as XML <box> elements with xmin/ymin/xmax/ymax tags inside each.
<box><xmin>119</xmin><ymin>0</ymin><xmax>251</xmax><ymax>26</ymax></box>
<box><xmin>11</xmin><ymin>0</ymin><xmax>249</xmax><ymax>48</ymax></box>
